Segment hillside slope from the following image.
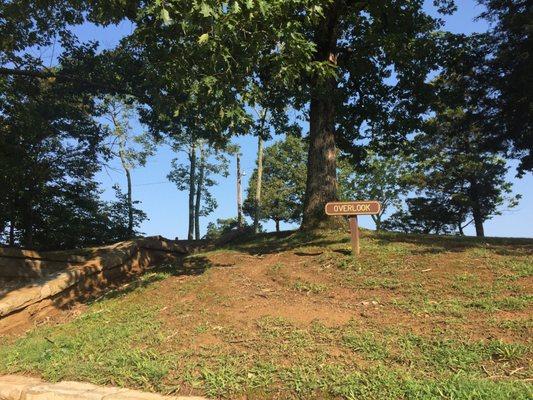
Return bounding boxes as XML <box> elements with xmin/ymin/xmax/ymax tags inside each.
<box><xmin>1</xmin><ymin>230</ymin><xmax>531</xmax><ymax>399</ymax></box>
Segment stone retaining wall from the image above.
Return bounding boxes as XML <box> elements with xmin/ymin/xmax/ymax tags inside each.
<box><xmin>0</xmin><ymin>375</ymin><xmax>207</xmax><ymax>400</ymax></box>
<box><xmin>0</xmin><ymin>237</ymin><xmax>195</xmax><ymax>334</ymax></box>
<box><xmin>0</xmin><ymin>237</ymin><xmax>193</xmax><ymax>279</ymax></box>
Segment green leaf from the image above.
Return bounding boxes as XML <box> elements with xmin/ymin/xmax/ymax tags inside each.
<box><xmin>232</xmin><ymin>1</ymin><xmax>241</xmax><ymax>13</ymax></box>
<box><xmin>203</xmin><ymin>75</ymin><xmax>217</xmax><ymax>88</ymax></box>
<box><xmin>312</xmin><ymin>5</ymin><xmax>323</xmax><ymax>16</ymax></box>
<box><xmin>258</xmin><ymin>0</ymin><xmax>268</xmax><ymax>15</ymax></box>
<box><xmin>198</xmin><ymin>33</ymin><xmax>209</xmax><ymax>44</ymax></box>
<box><xmin>160</xmin><ymin>8</ymin><xmax>172</xmax><ymax>24</ymax></box>
<box><xmin>200</xmin><ymin>3</ymin><xmax>214</xmax><ymax>17</ymax></box>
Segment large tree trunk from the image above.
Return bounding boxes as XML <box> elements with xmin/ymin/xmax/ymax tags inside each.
<box><xmin>254</xmin><ymin>135</ymin><xmax>264</xmax><ymax>233</ymax></box>
<box><xmin>275</xmin><ymin>219</ymin><xmax>280</xmax><ymax>232</ymax></box>
<box><xmin>188</xmin><ymin>141</ymin><xmax>197</xmax><ymax>240</ymax></box>
<box><xmin>301</xmin><ymin>2</ymin><xmax>342</xmax><ymax>230</ymax></box>
<box><xmin>237</xmin><ymin>153</ymin><xmax>243</xmax><ymax>228</ymax></box>
<box><xmin>195</xmin><ymin>144</ymin><xmax>206</xmax><ymax>240</ymax></box>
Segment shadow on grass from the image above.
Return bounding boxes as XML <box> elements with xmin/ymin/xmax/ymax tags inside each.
<box><xmin>227</xmin><ymin>230</ymin><xmax>346</xmax><ymax>256</ymax></box>
<box><xmin>221</xmin><ymin>228</ymin><xmax>532</xmax><ymax>258</ymax></box>
<box><xmin>332</xmin><ymin>249</ymin><xmax>352</xmax><ymax>256</ymax></box>
<box><xmin>373</xmin><ymin>231</ymin><xmax>533</xmax><ymax>256</ymax></box>
<box><xmin>293</xmin><ymin>251</ymin><xmax>325</xmax><ymax>257</ymax></box>
<box><xmin>90</xmin><ymin>255</ymin><xmax>214</xmax><ymax>303</ymax></box>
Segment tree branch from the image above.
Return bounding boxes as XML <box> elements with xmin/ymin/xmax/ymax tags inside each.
<box><xmin>0</xmin><ymin>66</ymin><xmax>110</xmax><ymax>90</ymax></box>
<box><xmin>0</xmin><ymin>67</ymin><xmax>185</xmax><ymax>103</ymax></box>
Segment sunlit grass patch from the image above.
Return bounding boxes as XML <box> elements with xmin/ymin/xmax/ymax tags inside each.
<box><xmin>490</xmin><ymin>317</ymin><xmax>533</xmax><ymax>334</ymax></box>
<box><xmin>0</xmin><ymin>299</ymin><xmax>170</xmax><ymax>390</ymax></box>
<box><xmin>292</xmin><ymin>279</ymin><xmax>328</xmax><ymax>294</ymax></box>
<box><xmin>342</xmin><ymin>331</ymin><xmax>390</xmax><ymax>361</ymax></box>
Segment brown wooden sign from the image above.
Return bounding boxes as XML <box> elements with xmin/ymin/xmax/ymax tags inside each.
<box><xmin>325</xmin><ymin>201</ymin><xmax>381</xmax><ymax>216</ymax></box>
<box><xmin>325</xmin><ymin>201</ymin><xmax>381</xmax><ymax>256</ymax></box>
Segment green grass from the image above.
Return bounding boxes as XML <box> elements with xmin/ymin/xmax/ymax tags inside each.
<box><xmin>1</xmin><ymin>230</ymin><xmax>532</xmax><ymax>399</ymax></box>
<box><xmin>292</xmin><ymin>279</ymin><xmax>328</xmax><ymax>294</ymax></box>
<box><xmin>1</xmin><ymin>297</ymin><xmax>531</xmax><ymax>398</ymax></box>
<box><xmin>0</xmin><ymin>282</ymin><xmax>171</xmax><ymax>390</ymax></box>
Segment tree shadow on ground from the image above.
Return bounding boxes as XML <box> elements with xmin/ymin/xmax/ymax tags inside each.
<box><xmin>293</xmin><ymin>251</ymin><xmax>325</xmax><ymax>257</ymax></box>
<box><xmin>373</xmin><ymin>232</ymin><xmax>533</xmax><ymax>256</ymax></box>
<box><xmin>90</xmin><ymin>255</ymin><xmax>214</xmax><ymax>303</ymax></box>
<box><xmin>228</xmin><ymin>230</ymin><xmax>348</xmax><ymax>256</ymax></box>
<box><xmin>331</xmin><ymin>249</ymin><xmax>352</xmax><ymax>256</ymax></box>
<box><xmin>222</xmin><ymin>229</ymin><xmax>532</xmax><ymax>259</ymax></box>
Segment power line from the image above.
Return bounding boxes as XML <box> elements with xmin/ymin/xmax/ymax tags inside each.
<box><xmin>133</xmin><ymin>181</ymin><xmax>171</xmax><ymax>187</ymax></box>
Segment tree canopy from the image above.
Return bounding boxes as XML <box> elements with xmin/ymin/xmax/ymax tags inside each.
<box><xmin>0</xmin><ymin>0</ymin><xmax>530</xmax><ymax>247</ymax></box>
<box><xmin>0</xmin><ymin>71</ymin><xmax>144</xmax><ymax>249</ymax></box>
<box><xmin>477</xmin><ymin>0</ymin><xmax>532</xmax><ymax>175</ymax></box>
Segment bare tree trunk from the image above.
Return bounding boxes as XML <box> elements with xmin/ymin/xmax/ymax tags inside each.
<box><xmin>301</xmin><ymin>1</ymin><xmax>342</xmax><ymax>230</ymax></box>
<box><xmin>115</xmin><ymin>112</ymin><xmax>135</xmax><ymax>239</ymax></box>
<box><xmin>275</xmin><ymin>219</ymin><xmax>280</xmax><ymax>232</ymax></box>
<box><xmin>125</xmin><ymin>168</ymin><xmax>133</xmax><ymax>237</ymax></box>
<box><xmin>115</xmin><ymin>110</ymin><xmax>135</xmax><ymax>239</ymax></box>
<box><xmin>372</xmin><ymin>214</ymin><xmax>382</xmax><ymax>231</ymax></box>
<box><xmin>119</xmin><ymin>144</ymin><xmax>133</xmax><ymax>239</ymax></box>
<box><xmin>188</xmin><ymin>141</ymin><xmax>197</xmax><ymax>240</ymax></box>
<box><xmin>195</xmin><ymin>143</ymin><xmax>206</xmax><ymax>240</ymax></box>
<box><xmin>254</xmin><ymin>135</ymin><xmax>264</xmax><ymax>233</ymax></box>
<box><xmin>237</xmin><ymin>153</ymin><xmax>243</xmax><ymax>228</ymax></box>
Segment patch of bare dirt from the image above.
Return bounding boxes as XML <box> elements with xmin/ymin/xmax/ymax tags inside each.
<box><xmin>152</xmin><ymin>246</ymin><xmax>532</xmax><ymax>348</ymax></box>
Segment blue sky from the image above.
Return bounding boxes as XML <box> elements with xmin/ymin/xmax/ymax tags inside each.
<box><xmin>63</xmin><ymin>1</ymin><xmax>531</xmax><ymax>239</ymax></box>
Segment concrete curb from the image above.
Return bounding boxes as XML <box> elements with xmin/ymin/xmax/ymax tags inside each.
<box><xmin>0</xmin><ymin>375</ymin><xmax>207</xmax><ymax>400</ymax></box>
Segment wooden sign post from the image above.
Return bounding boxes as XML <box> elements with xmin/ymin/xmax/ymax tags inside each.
<box><xmin>325</xmin><ymin>201</ymin><xmax>381</xmax><ymax>256</ymax></box>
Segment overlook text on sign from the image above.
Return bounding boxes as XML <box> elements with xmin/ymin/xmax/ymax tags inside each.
<box><xmin>324</xmin><ymin>201</ymin><xmax>381</xmax><ymax>216</ymax></box>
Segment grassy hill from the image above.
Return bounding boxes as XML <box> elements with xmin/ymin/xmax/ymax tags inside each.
<box><xmin>0</xmin><ymin>230</ymin><xmax>531</xmax><ymax>399</ymax></box>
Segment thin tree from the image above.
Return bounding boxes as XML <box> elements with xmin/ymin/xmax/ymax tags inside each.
<box><xmin>168</xmin><ymin>140</ymin><xmax>230</xmax><ymax>240</ymax></box>
<box><xmin>236</xmin><ymin>151</ymin><xmax>244</xmax><ymax>229</ymax></box>
<box><xmin>168</xmin><ymin>135</ymin><xmax>198</xmax><ymax>240</ymax></box>
<box><xmin>244</xmin><ymin>136</ymin><xmax>307</xmax><ymax>232</ymax></box>
<box><xmin>188</xmin><ymin>139</ymin><xmax>197</xmax><ymax>240</ymax></box>
<box><xmin>194</xmin><ymin>141</ymin><xmax>206</xmax><ymax>240</ymax></box>
<box><xmin>103</xmin><ymin>96</ymin><xmax>154</xmax><ymax>238</ymax></box>
<box><xmin>249</xmin><ymin>107</ymin><xmax>267</xmax><ymax>233</ymax></box>
<box><xmin>224</xmin><ymin>143</ymin><xmax>244</xmax><ymax>229</ymax></box>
